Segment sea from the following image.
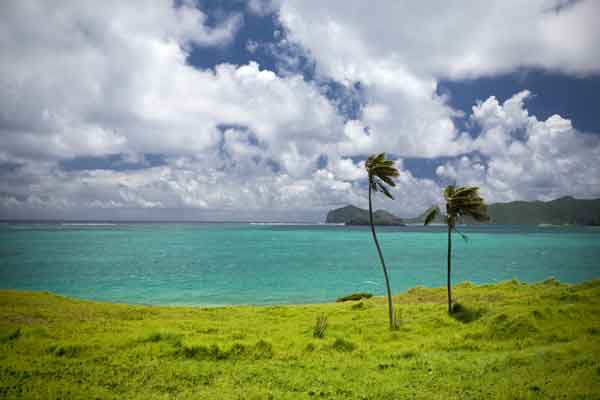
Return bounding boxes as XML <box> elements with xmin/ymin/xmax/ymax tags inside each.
<box><xmin>1</xmin><ymin>222</ymin><xmax>599</xmax><ymax>306</ymax></box>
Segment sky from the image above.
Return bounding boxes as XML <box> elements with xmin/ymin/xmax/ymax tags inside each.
<box><xmin>1</xmin><ymin>0</ymin><xmax>599</xmax><ymax>221</ymax></box>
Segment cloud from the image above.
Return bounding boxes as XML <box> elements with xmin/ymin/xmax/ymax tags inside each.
<box><xmin>436</xmin><ymin>91</ymin><xmax>600</xmax><ymax>202</ymax></box>
<box><xmin>275</xmin><ymin>0</ymin><xmax>600</xmax><ymax>160</ymax></box>
<box><xmin>279</xmin><ymin>0</ymin><xmax>600</xmax><ymax>80</ymax></box>
<box><xmin>1</xmin><ymin>1</ymin><xmax>599</xmax><ymax>220</ymax></box>
<box><xmin>0</xmin><ymin>1</ymin><xmax>343</xmax><ymax>167</ymax></box>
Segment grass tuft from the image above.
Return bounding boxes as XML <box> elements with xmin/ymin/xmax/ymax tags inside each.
<box><xmin>313</xmin><ymin>313</ymin><xmax>328</xmax><ymax>338</ymax></box>
<box><xmin>392</xmin><ymin>307</ymin><xmax>402</xmax><ymax>330</ymax></box>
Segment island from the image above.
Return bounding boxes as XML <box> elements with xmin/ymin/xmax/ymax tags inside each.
<box><xmin>329</xmin><ymin>196</ymin><xmax>600</xmax><ymax>226</ymax></box>
<box><xmin>325</xmin><ymin>205</ymin><xmax>405</xmax><ymax>225</ymax></box>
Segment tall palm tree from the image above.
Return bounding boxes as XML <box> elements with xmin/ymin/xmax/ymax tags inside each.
<box><xmin>365</xmin><ymin>153</ymin><xmax>399</xmax><ymax>329</ymax></box>
<box><xmin>424</xmin><ymin>185</ymin><xmax>489</xmax><ymax>313</ymax></box>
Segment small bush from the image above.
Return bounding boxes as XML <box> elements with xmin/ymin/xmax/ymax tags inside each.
<box><xmin>543</xmin><ymin>276</ymin><xmax>560</xmax><ymax>286</ymax></box>
<box><xmin>336</xmin><ymin>292</ymin><xmax>372</xmax><ymax>302</ymax></box>
<box><xmin>252</xmin><ymin>340</ymin><xmax>273</xmax><ymax>359</ymax></box>
<box><xmin>143</xmin><ymin>331</ymin><xmax>182</xmax><ymax>343</ymax></box>
<box><xmin>531</xmin><ymin>309</ymin><xmax>543</xmax><ymax>319</ymax></box>
<box><xmin>227</xmin><ymin>342</ymin><xmax>247</xmax><ymax>358</ymax></box>
<box><xmin>8</xmin><ymin>328</ymin><xmax>21</xmax><ymax>341</ymax></box>
<box><xmin>313</xmin><ymin>314</ymin><xmax>328</xmax><ymax>339</ymax></box>
<box><xmin>180</xmin><ymin>340</ymin><xmax>272</xmax><ymax>361</ymax></box>
<box><xmin>451</xmin><ymin>303</ymin><xmax>485</xmax><ymax>323</ymax></box>
<box><xmin>48</xmin><ymin>343</ymin><xmax>85</xmax><ymax>358</ymax></box>
<box><xmin>331</xmin><ymin>338</ymin><xmax>355</xmax><ymax>352</ymax></box>
<box><xmin>1</xmin><ymin>328</ymin><xmax>22</xmax><ymax>343</ymax></box>
<box><xmin>304</xmin><ymin>343</ymin><xmax>316</xmax><ymax>352</ymax></box>
<box><xmin>181</xmin><ymin>343</ymin><xmax>219</xmax><ymax>360</ymax></box>
<box><xmin>351</xmin><ymin>302</ymin><xmax>365</xmax><ymax>310</ymax></box>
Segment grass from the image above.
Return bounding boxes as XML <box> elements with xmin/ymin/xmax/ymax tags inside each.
<box><xmin>0</xmin><ymin>279</ymin><xmax>599</xmax><ymax>399</ymax></box>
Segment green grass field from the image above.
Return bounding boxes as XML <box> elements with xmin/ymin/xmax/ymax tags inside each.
<box><xmin>1</xmin><ymin>279</ymin><xmax>599</xmax><ymax>399</ymax></box>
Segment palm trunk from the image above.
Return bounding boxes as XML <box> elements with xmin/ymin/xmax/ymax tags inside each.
<box><xmin>368</xmin><ymin>182</ymin><xmax>394</xmax><ymax>329</ymax></box>
<box><xmin>447</xmin><ymin>224</ymin><xmax>452</xmax><ymax>313</ymax></box>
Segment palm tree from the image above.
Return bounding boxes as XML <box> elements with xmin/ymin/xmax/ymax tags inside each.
<box><xmin>424</xmin><ymin>185</ymin><xmax>489</xmax><ymax>313</ymax></box>
<box><xmin>365</xmin><ymin>153</ymin><xmax>399</xmax><ymax>329</ymax></box>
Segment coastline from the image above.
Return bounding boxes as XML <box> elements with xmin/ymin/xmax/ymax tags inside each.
<box><xmin>0</xmin><ymin>276</ymin><xmax>597</xmax><ymax>309</ymax></box>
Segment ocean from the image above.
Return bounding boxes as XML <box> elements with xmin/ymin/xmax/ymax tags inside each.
<box><xmin>1</xmin><ymin>222</ymin><xmax>599</xmax><ymax>306</ymax></box>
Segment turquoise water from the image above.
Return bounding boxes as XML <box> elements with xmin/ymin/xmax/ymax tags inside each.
<box><xmin>0</xmin><ymin>223</ymin><xmax>599</xmax><ymax>306</ymax></box>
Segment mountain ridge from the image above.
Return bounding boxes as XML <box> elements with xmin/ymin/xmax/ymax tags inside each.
<box><xmin>327</xmin><ymin>196</ymin><xmax>600</xmax><ymax>226</ymax></box>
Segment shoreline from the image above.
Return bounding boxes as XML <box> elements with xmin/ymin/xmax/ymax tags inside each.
<box><xmin>1</xmin><ymin>276</ymin><xmax>597</xmax><ymax>309</ymax></box>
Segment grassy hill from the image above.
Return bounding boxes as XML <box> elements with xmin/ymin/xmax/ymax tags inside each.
<box><xmin>405</xmin><ymin>196</ymin><xmax>600</xmax><ymax>225</ymax></box>
<box><xmin>487</xmin><ymin>196</ymin><xmax>600</xmax><ymax>225</ymax></box>
<box><xmin>1</xmin><ymin>280</ymin><xmax>599</xmax><ymax>399</ymax></box>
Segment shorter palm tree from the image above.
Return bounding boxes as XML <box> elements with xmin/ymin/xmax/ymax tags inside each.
<box><xmin>365</xmin><ymin>153</ymin><xmax>399</xmax><ymax>329</ymax></box>
<box><xmin>424</xmin><ymin>185</ymin><xmax>489</xmax><ymax>313</ymax></box>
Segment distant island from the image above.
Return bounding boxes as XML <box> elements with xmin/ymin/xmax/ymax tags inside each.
<box><xmin>328</xmin><ymin>196</ymin><xmax>600</xmax><ymax>226</ymax></box>
<box><xmin>326</xmin><ymin>205</ymin><xmax>405</xmax><ymax>225</ymax></box>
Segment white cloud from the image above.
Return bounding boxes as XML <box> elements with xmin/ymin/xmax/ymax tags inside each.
<box><xmin>1</xmin><ymin>1</ymin><xmax>599</xmax><ymax>220</ymax></box>
<box><xmin>275</xmin><ymin>0</ymin><xmax>600</xmax><ymax>159</ymax></box>
<box><xmin>0</xmin><ymin>1</ymin><xmax>343</xmax><ymax>168</ymax></box>
<box><xmin>437</xmin><ymin>91</ymin><xmax>600</xmax><ymax>202</ymax></box>
<box><xmin>247</xmin><ymin>0</ymin><xmax>280</xmax><ymax>17</ymax></box>
<box><xmin>279</xmin><ymin>0</ymin><xmax>600</xmax><ymax>80</ymax></box>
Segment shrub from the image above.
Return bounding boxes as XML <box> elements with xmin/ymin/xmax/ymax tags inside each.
<box><xmin>336</xmin><ymin>293</ymin><xmax>373</xmax><ymax>302</ymax></box>
<box><xmin>180</xmin><ymin>340</ymin><xmax>272</xmax><ymax>361</ymax></box>
<box><xmin>143</xmin><ymin>331</ymin><xmax>182</xmax><ymax>343</ymax></box>
<box><xmin>331</xmin><ymin>338</ymin><xmax>355</xmax><ymax>352</ymax></box>
<box><xmin>304</xmin><ymin>343</ymin><xmax>316</xmax><ymax>352</ymax></box>
<box><xmin>313</xmin><ymin>314</ymin><xmax>328</xmax><ymax>339</ymax></box>
<box><xmin>252</xmin><ymin>340</ymin><xmax>273</xmax><ymax>359</ymax></box>
<box><xmin>0</xmin><ymin>327</ymin><xmax>21</xmax><ymax>343</ymax></box>
<box><xmin>450</xmin><ymin>303</ymin><xmax>485</xmax><ymax>323</ymax></box>
<box><xmin>48</xmin><ymin>343</ymin><xmax>85</xmax><ymax>358</ymax></box>
<box><xmin>8</xmin><ymin>328</ymin><xmax>21</xmax><ymax>341</ymax></box>
<box><xmin>543</xmin><ymin>277</ymin><xmax>560</xmax><ymax>286</ymax></box>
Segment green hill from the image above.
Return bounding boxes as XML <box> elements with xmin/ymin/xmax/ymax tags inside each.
<box><xmin>326</xmin><ymin>205</ymin><xmax>405</xmax><ymax>225</ymax></box>
<box><xmin>1</xmin><ymin>280</ymin><xmax>599</xmax><ymax>398</ymax></box>
<box><xmin>406</xmin><ymin>197</ymin><xmax>600</xmax><ymax>225</ymax></box>
<box><xmin>487</xmin><ymin>196</ymin><xmax>600</xmax><ymax>225</ymax></box>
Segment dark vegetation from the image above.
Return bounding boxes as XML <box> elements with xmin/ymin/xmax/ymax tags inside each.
<box><xmin>336</xmin><ymin>292</ymin><xmax>373</xmax><ymax>302</ymax></box>
<box><xmin>326</xmin><ymin>205</ymin><xmax>405</xmax><ymax>225</ymax></box>
<box><xmin>332</xmin><ymin>196</ymin><xmax>600</xmax><ymax>226</ymax></box>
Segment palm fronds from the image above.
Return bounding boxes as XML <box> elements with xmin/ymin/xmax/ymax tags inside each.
<box><xmin>448</xmin><ymin>186</ymin><xmax>489</xmax><ymax>224</ymax></box>
<box><xmin>423</xmin><ymin>206</ymin><xmax>440</xmax><ymax>226</ymax></box>
<box><xmin>365</xmin><ymin>153</ymin><xmax>399</xmax><ymax>200</ymax></box>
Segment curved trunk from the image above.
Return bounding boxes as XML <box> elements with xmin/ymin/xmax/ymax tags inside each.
<box><xmin>368</xmin><ymin>182</ymin><xmax>394</xmax><ymax>329</ymax></box>
<box><xmin>447</xmin><ymin>224</ymin><xmax>452</xmax><ymax>313</ymax></box>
